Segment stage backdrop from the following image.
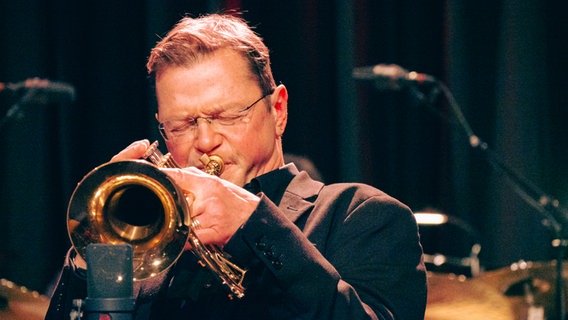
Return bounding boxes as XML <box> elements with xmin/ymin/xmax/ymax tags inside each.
<box><xmin>0</xmin><ymin>0</ymin><xmax>566</xmax><ymax>294</ymax></box>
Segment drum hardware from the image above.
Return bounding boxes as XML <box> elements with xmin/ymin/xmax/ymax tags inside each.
<box><xmin>415</xmin><ymin>211</ymin><xmax>482</xmax><ymax>277</ymax></box>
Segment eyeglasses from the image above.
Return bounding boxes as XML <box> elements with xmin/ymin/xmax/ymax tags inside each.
<box><xmin>158</xmin><ymin>90</ymin><xmax>273</xmax><ymax>142</ymax></box>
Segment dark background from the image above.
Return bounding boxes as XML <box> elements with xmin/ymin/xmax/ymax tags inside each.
<box><xmin>1</xmin><ymin>0</ymin><xmax>567</xmax><ymax>295</ymax></box>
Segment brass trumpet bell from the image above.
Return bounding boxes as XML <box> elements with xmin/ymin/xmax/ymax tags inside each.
<box><xmin>67</xmin><ymin>160</ymin><xmax>190</xmax><ymax>280</ymax></box>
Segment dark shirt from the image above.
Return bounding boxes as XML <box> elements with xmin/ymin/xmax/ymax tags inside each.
<box><xmin>244</xmin><ymin>163</ymin><xmax>295</xmax><ymax>201</ymax></box>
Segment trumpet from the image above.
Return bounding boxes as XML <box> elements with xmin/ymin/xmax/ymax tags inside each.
<box><xmin>67</xmin><ymin>141</ymin><xmax>246</xmax><ymax>299</ymax></box>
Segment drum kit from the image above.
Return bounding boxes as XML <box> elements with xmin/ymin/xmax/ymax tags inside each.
<box><xmin>0</xmin><ymin>278</ymin><xmax>49</xmax><ymax>320</ymax></box>
<box><xmin>418</xmin><ymin>212</ymin><xmax>564</xmax><ymax>320</ymax></box>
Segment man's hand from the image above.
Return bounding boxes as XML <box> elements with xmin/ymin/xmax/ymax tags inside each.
<box><xmin>164</xmin><ymin>167</ymin><xmax>260</xmax><ymax>246</ymax></box>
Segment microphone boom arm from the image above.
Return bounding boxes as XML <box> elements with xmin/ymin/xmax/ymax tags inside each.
<box><xmin>437</xmin><ymin>80</ymin><xmax>568</xmax><ymax>320</ymax></box>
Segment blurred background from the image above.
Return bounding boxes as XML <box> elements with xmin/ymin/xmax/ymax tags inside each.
<box><xmin>0</xmin><ymin>0</ymin><xmax>567</xmax><ymax>306</ymax></box>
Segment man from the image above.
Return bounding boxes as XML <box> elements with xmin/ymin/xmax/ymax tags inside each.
<box><xmin>46</xmin><ymin>13</ymin><xmax>426</xmax><ymax>319</ymax></box>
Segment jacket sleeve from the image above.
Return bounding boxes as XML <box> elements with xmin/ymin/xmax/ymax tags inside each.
<box><xmin>224</xmin><ymin>187</ymin><xmax>427</xmax><ymax>320</ymax></box>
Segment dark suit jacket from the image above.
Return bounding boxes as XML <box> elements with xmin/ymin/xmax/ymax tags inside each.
<box><xmin>46</xmin><ymin>164</ymin><xmax>427</xmax><ymax>320</ymax></box>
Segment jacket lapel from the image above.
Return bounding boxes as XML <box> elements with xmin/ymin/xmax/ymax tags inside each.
<box><xmin>278</xmin><ymin>170</ymin><xmax>324</xmax><ymax>224</ymax></box>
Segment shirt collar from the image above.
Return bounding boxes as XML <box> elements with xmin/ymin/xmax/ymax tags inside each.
<box><xmin>244</xmin><ymin>163</ymin><xmax>297</xmax><ymax>205</ymax></box>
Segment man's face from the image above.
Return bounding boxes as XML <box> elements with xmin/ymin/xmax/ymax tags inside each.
<box><xmin>155</xmin><ymin>48</ymin><xmax>287</xmax><ymax>187</ymax></box>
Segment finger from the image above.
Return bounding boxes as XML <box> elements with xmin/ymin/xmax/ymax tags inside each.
<box><xmin>110</xmin><ymin>139</ymin><xmax>150</xmax><ymax>162</ymax></box>
<box><xmin>162</xmin><ymin>167</ymin><xmax>208</xmax><ymax>190</ymax></box>
<box><xmin>184</xmin><ymin>192</ymin><xmax>196</xmax><ymax>211</ymax></box>
<box><xmin>184</xmin><ymin>226</ymin><xmax>223</xmax><ymax>250</ymax></box>
<box><xmin>193</xmin><ymin>228</ymin><xmax>226</xmax><ymax>246</ymax></box>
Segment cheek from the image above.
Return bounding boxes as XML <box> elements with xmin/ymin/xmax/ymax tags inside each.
<box><xmin>238</xmin><ymin>117</ymin><xmax>277</xmax><ymax>152</ymax></box>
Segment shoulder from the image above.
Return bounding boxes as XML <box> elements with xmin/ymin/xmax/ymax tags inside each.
<box><xmin>285</xmin><ymin>172</ymin><xmax>414</xmax><ymax>226</ymax></box>
<box><xmin>313</xmin><ymin>182</ymin><xmax>417</xmax><ymax>231</ymax></box>
<box><xmin>319</xmin><ymin>182</ymin><xmax>410</xmax><ymax>212</ymax></box>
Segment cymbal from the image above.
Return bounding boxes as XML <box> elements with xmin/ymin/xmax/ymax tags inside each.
<box><xmin>479</xmin><ymin>260</ymin><xmax>564</xmax><ymax>319</ymax></box>
<box><xmin>0</xmin><ymin>278</ymin><xmax>49</xmax><ymax>320</ymax></box>
<box><xmin>425</xmin><ymin>272</ymin><xmax>515</xmax><ymax>320</ymax></box>
<box><xmin>0</xmin><ymin>278</ymin><xmax>46</xmax><ymax>302</ymax></box>
<box><xmin>479</xmin><ymin>260</ymin><xmax>559</xmax><ymax>293</ymax></box>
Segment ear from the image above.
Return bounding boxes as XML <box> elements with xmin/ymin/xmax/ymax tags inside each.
<box><xmin>272</xmin><ymin>84</ymin><xmax>288</xmax><ymax>137</ymax></box>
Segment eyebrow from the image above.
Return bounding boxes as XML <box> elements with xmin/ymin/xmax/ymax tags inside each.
<box><xmin>200</xmin><ymin>102</ymin><xmax>250</xmax><ymax>116</ymax></box>
<box><xmin>162</xmin><ymin>99</ymin><xmax>251</xmax><ymax>122</ymax></box>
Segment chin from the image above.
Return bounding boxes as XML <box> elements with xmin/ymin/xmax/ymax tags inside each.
<box><xmin>221</xmin><ymin>172</ymin><xmax>246</xmax><ymax>187</ymax></box>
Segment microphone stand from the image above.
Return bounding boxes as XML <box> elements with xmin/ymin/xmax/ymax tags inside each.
<box><xmin>354</xmin><ymin>64</ymin><xmax>566</xmax><ymax>317</ymax></box>
<box><xmin>431</xmin><ymin>81</ymin><xmax>568</xmax><ymax>320</ymax></box>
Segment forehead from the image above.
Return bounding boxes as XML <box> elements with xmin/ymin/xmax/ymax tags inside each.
<box><xmin>155</xmin><ymin>49</ymin><xmax>261</xmax><ymax>117</ymax></box>
<box><xmin>156</xmin><ymin>49</ymin><xmax>256</xmax><ymax>94</ymax></box>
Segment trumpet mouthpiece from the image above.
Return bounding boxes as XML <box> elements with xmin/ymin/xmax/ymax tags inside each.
<box><xmin>200</xmin><ymin>154</ymin><xmax>224</xmax><ymax>176</ymax></box>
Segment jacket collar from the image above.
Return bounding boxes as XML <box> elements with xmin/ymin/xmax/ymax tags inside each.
<box><xmin>277</xmin><ymin>164</ymin><xmax>324</xmax><ymax>223</ymax></box>
<box><xmin>247</xmin><ymin>163</ymin><xmax>324</xmax><ymax>224</ymax></box>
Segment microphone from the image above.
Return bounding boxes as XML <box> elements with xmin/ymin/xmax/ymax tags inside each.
<box><xmin>83</xmin><ymin>244</ymin><xmax>135</xmax><ymax>320</ymax></box>
<box><xmin>0</xmin><ymin>77</ymin><xmax>76</xmax><ymax>102</ymax></box>
<box><xmin>352</xmin><ymin>64</ymin><xmax>437</xmax><ymax>90</ymax></box>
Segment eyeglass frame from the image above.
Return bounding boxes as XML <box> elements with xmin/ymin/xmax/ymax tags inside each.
<box><xmin>158</xmin><ymin>89</ymin><xmax>275</xmax><ymax>142</ymax></box>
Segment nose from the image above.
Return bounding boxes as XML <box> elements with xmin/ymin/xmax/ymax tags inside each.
<box><xmin>194</xmin><ymin>118</ymin><xmax>222</xmax><ymax>153</ymax></box>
